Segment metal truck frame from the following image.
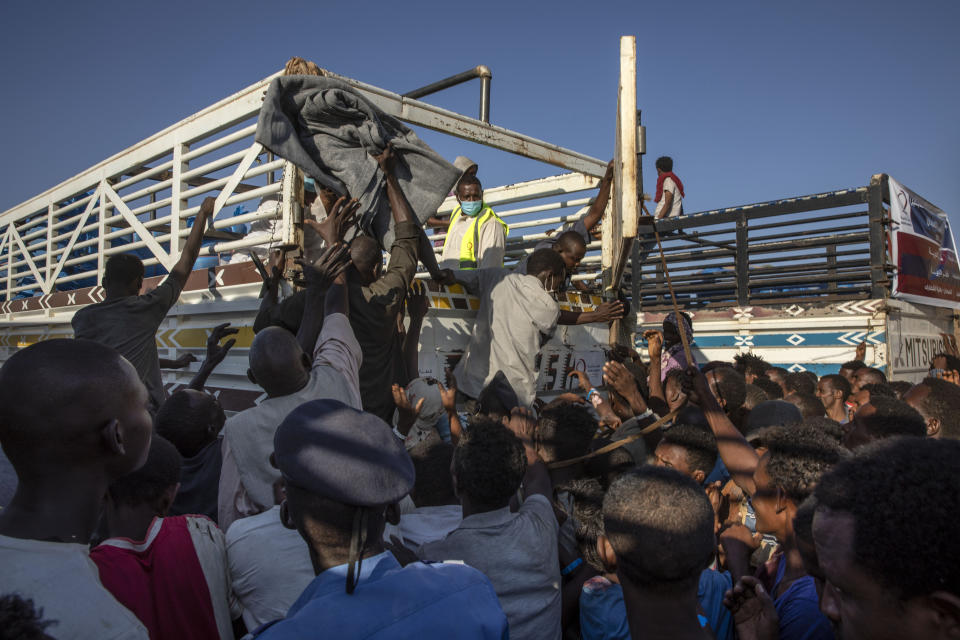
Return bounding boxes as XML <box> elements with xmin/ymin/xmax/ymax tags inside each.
<box><xmin>1</xmin><ymin>62</ymin><xmax>956</xmax><ymax>412</ymax></box>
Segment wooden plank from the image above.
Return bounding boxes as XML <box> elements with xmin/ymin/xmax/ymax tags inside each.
<box><xmin>619</xmin><ymin>36</ymin><xmax>639</xmax><ymax>239</ymax></box>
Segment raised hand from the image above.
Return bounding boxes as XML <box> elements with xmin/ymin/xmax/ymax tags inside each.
<box><xmin>295</xmin><ymin>243</ymin><xmax>352</xmax><ymax>291</ymax></box>
<box><xmin>855</xmin><ymin>340</ymin><xmax>867</xmax><ymax>362</ymax></box>
<box><xmin>431</xmin><ymin>268</ymin><xmax>456</xmax><ymax>287</ymax></box>
<box><xmin>505</xmin><ymin>407</ymin><xmax>538</xmax><ymax>462</ymax></box>
<box><xmin>392</xmin><ymin>383</ymin><xmax>424</xmax><ymax>419</ymax></box>
<box><xmin>407</xmin><ymin>280</ymin><xmax>429</xmax><ymax>320</ymax></box>
<box><xmin>594</xmin><ymin>301</ymin><xmax>625</xmax><ymax>322</ymax></box>
<box><xmin>170</xmin><ymin>353</ymin><xmax>198</xmax><ymax>369</ymax></box>
<box><xmin>267</xmin><ymin>248</ymin><xmax>286</xmax><ymax>281</ymax></box>
<box><xmin>602</xmin><ymin>361</ymin><xmax>637</xmax><ymax>398</ymax></box>
<box><xmin>722</xmin><ymin>576</ymin><xmax>779</xmax><ymax>640</ymax></box>
<box><xmin>305</xmin><ymin>196</ymin><xmax>360</xmax><ymax>246</ymax></box>
<box><xmin>205</xmin><ymin>322</ymin><xmax>239</xmax><ymax>369</ymax></box>
<box><xmin>643</xmin><ymin>329</ymin><xmax>664</xmax><ymax>361</ymax></box>
<box><xmin>372</xmin><ymin>143</ymin><xmax>398</xmax><ymax>175</ymax></box>
<box><xmin>939</xmin><ymin>369</ymin><xmax>960</xmax><ymax>386</ymax></box>
<box><xmin>198</xmin><ymin>196</ymin><xmax>216</xmax><ymax>224</ymax></box>
<box><xmin>567</xmin><ymin>369</ymin><xmax>594</xmax><ymax>392</ymax></box>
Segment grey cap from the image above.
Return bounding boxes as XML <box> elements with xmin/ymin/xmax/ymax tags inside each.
<box><xmin>453</xmin><ymin>156</ymin><xmax>478</xmax><ymax>175</ymax></box>
<box><xmin>274</xmin><ymin>399</ymin><xmax>414</xmax><ymax>507</ymax></box>
<box><xmin>406</xmin><ymin>378</ymin><xmax>444</xmax><ymax>436</ymax></box>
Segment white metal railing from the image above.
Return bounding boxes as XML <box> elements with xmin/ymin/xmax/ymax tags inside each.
<box><xmin>0</xmin><ymin>66</ymin><xmax>608</xmax><ymax>306</ymax></box>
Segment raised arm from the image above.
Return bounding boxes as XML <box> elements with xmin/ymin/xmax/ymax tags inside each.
<box><xmin>188</xmin><ymin>323</ymin><xmax>239</xmax><ymax>390</ymax></box>
<box><xmin>295</xmin><ymin>244</ymin><xmax>352</xmax><ymax>356</ymax></box>
<box><xmin>253</xmin><ymin>249</ymin><xmax>286</xmax><ymax>333</ymax></box>
<box><xmin>374</xmin><ymin>145</ymin><xmax>414</xmax><ymax>226</ymax></box>
<box><xmin>506</xmin><ymin>407</ymin><xmax>552</xmax><ymax>501</ymax></box>
<box><xmin>168</xmin><ymin>196</ymin><xmax>215</xmax><ymax>289</ymax></box>
<box><xmin>579</xmin><ymin>160</ymin><xmax>614</xmax><ymax>235</ymax></box>
<box><xmin>602</xmin><ymin>361</ymin><xmax>649</xmax><ymax>416</ymax></box>
<box><xmin>403</xmin><ymin>281</ymin><xmax>429</xmax><ymax>381</ymax></box>
<box><xmin>439</xmin><ymin>371</ymin><xmax>463</xmax><ymax>446</ymax></box>
<box><xmin>687</xmin><ymin>366</ymin><xmax>759</xmax><ymax>495</ymax></box>
<box><xmin>557</xmin><ymin>300</ymin><xmax>624</xmax><ymax>325</ymax></box>
<box><xmin>643</xmin><ymin>330</ymin><xmax>670</xmax><ymax>416</ymax></box>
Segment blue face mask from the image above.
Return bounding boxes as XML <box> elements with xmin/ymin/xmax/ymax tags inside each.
<box><xmin>460</xmin><ymin>200</ymin><xmax>483</xmax><ymax>217</ymax></box>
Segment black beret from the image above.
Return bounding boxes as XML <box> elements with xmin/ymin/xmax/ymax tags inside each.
<box><xmin>274</xmin><ymin>399</ymin><xmax>414</xmax><ymax>507</ymax></box>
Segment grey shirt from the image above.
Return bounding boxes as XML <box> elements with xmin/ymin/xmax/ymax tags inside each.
<box><xmin>418</xmin><ymin>494</ymin><xmax>561</xmax><ymax>640</ymax></box>
<box><xmin>72</xmin><ymin>278</ymin><xmax>183</xmax><ymax>412</ymax></box>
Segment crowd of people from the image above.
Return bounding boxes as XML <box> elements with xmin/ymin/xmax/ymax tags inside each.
<box><xmin>2</xmin><ymin>102</ymin><xmax>960</xmax><ymax>639</ymax></box>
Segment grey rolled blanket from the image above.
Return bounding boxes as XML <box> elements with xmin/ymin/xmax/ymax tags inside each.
<box><xmin>255</xmin><ymin>75</ymin><xmax>460</xmax><ymax>249</ymax></box>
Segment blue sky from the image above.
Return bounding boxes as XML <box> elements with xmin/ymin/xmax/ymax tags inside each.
<box><xmin>1</xmin><ymin>0</ymin><xmax>958</xmax><ymax>226</ymax></box>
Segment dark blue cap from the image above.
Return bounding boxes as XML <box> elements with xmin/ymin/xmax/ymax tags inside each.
<box><xmin>274</xmin><ymin>399</ymin><xmax>414</xmax><ymax>507</ymax></box>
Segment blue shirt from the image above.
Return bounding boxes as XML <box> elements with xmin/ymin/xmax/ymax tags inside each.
<box><xmin>579</xmin><ymin>577</ymin><xmax>630</xmax><ymax>640</ymax></box>
<box><xmin>697</xmin><ymin>569</ymin><xmax>734</xmax><ymax>640</ymax></box>
<box><xmin>578</xmin><ymin>570</ymin><xmax>731</xmax><ymax>640</ymax></box>
<box><xmin>772</xmin><ymin>555</ymin><xmax>834</xmax><ymax>640</ymax></box>
<box><xmin>253</xmin><ymin>551</ymin><xmax>508</xmax><ymax>640</ymax></box>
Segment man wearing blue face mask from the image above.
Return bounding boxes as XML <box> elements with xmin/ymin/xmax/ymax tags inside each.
<box><xmin>440</xmin><ymin>175</ymin><xmax>508</xmax><ymax>270</ymax></box>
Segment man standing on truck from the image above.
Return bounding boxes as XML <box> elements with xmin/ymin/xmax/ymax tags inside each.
<box><xmin>72</xmin><ymin>197</ymin><xmax>215</xmax><ymax>413</ymax></box>
<box><xmin>439</xmin><ymin>175</ymin><xmax>508</xmax><ymax>270</ymax></box>
<box><xmin>637</xmin><ymin>156</ymin><xmax>685</xmax><ymax>267</ymax></box>
<box><xmin>653</xmin><ymin>156</ymin><xmax>684</xmax><ymax>219</ymax></box>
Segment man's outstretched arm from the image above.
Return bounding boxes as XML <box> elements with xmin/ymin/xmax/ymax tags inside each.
<box><xmin>557</xmin><ymin>300</ymin><xmax>624</xmax><ymax>325</ymax></box>
<box><xmin>580</xmin><ymin>160</ymin><xmax>614</xmax><ymax>236</ymax></box>
<box><xmin>168</xmin><ymin>196</ymin><xmax>215</xmax><ymax>289</ymax></box>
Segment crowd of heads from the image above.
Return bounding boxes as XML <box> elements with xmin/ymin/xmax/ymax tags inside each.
<box><xmin>4</xmin><ymin>223</ymin><xmax>960</xmax><ymax>640</ymax></box>
<box><xmin>3</xmin><ymin>313</ymin><xmax>960</xmax><ymax>640</ymax></box>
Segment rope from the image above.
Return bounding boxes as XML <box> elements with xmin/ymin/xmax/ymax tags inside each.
<box><xmin>652</xmin><ymin>222</ymin><xmax>694</xmax><ymax>366</ymax></box>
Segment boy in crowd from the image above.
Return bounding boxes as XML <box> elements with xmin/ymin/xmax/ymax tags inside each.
<box><xmin>814</xmin><ymin>438</ymin><xmax>960</xmax><ymax>639</ymax></box>
<box><xmin>92</xmin><ymin>436</ymin><xmax>241</xmax><ymax>639</ymax></box>
<box><xmin>602</xmin><ymin>467</ymin><xmax>713</xmax><ymax>640</ymax></box>
<box><xmin>815</xmin><ymin>374</ymin><xmax>851</xmax><ymax>424</ymax></box>
<box><xmin>842</xmin><ymin>396</ymin><xmax>926</xmax><ymax>449</ymax></box>
<box><xmin>903</xmin><ymin>376</ymin><xmax>960</xmax><ymax>439</ymax></box>
<box><xmin>0</xmin><ymin>339</ymin><xmax>152</xmax><ymax>639</ymax></box>
<box><xmin>418</xmin><ymin>410</ymin><xmax>561</xmax><ymax>640</ymax></box>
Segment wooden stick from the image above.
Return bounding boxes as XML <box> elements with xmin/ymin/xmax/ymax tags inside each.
<box><xmin>547</xmin><ymin>408</ymin><xmax>680</xmax><ymax>469</ymax></box>
<box><xmin>653</xmin><ymin>225</ymin><xmax>694</xmax><ymax>367</ymax></box>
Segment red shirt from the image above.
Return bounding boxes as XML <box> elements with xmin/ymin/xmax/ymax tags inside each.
<box><xmin>91</xmin><ymin>516</ymin><xmax>221</xmax><ymax>640</ymax></box>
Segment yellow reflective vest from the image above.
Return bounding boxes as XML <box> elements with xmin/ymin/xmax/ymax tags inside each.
<box><xmin>442</xmin><ymin>204</ymin><xmax>509</xmax><ymax>269</ymax></box>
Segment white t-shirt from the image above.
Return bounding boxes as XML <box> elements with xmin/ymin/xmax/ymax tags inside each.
<box><xmin>654</xmin><ymin>177</ymin><xmax>683</xmax><ymax>218</ymax></box>
<box><xmin>0</xmin><ymin>534</ymin><xmax>148</xmax><ymax>640</ymax></box>
<box><xmin>225</xmin><ymin>506</ymin><xmax>314</xmax><ymax>631</ymax></box>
